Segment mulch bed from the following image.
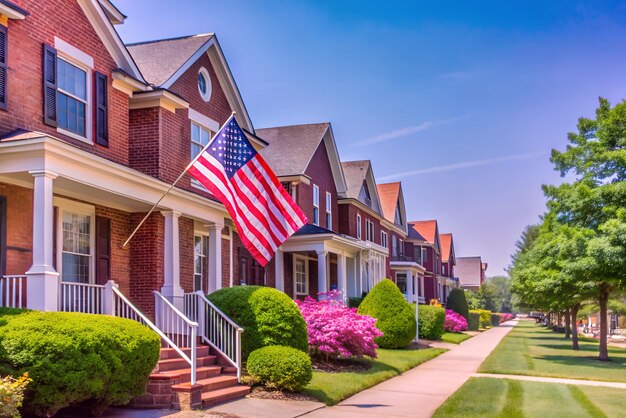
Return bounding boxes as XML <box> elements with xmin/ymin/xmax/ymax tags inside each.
<box><xmin>248</xmin><ymin>386</ymin><xmax>318</xmax><ymax>401</ymax></box>
<box><xmin>311</xmin><ymin>358</ymin><xmax>371</xmax><ymax>373</ymax></box>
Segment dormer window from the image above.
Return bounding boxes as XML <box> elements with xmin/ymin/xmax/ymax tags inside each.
<box><xmin>394</xmin><ymin>203</ymin><xmax>403</xmax><ymax>225</ymax></box>
<box><xmin>197</xmin><ymin>67</ymin><xmax>212</xmax><ymax>102</ymax></box>
<box><xmin>359</xmin><ymin>180</ymin><xmax>372</xmax><ymax>207</ymax></box>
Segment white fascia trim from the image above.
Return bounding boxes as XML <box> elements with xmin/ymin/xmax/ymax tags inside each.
<box><xmin>97</xmin><ymin>0</ymin><xmax>125</xmax><ymax>24</ymax></box>
<box><xmin>0</xmin><ymin>3</ymin><xmax>27</xmax><ymax>19</ymax></box>
<box><xmin>129</xmin><ymin>90</ymin><xmax>189</xmax><ymax>113</ymax></box>
<box><xmin>0</xmin><ymin>136</ymin><xmax>229</xmax><ymax>223</ymax></box>
<box><xmin>381</xmin><ymin>218</ymin><xmax>407</xmax><ymax>237</ymax></box>
<box><xmin>111</xmin><ymin>71</ymin><xmax>150</xmax><ymax>95</ymax></box>
<box><xmin>189</xmin><ymin>108</ymin><xmax>220</xmax><ymax>132</ymax></box>
<box><xmin>77</xmin><ymin>0</ymin><xmax>145</xmax><ymax>82</ymax></box>
<box><xmin>338</xmin><ymin>198</ymin><xmax>383</xmax><ymax>221</ymax></box>
<box><xmin>55</xmin><ymin>37</ymin><xmax>95</xmax><ymax>68</ymax></box>
<box><xmin>365</xmin><ymin>163</ymin><xmax>384</xmax><ymax>215</ymax></box>
<box><xmin>390</xmin><ymin>261</ymin><xmax>426</xmax><ymax>273</ymax></box>
<box><xmin>277</xmin><ymin>174</ymin><xmax>311</xmax><ymax>186</ymax></box>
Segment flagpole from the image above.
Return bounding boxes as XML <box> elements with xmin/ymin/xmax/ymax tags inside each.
<box><xmin>122</xmin><ymin>112</ymin><xmax>236</xmax><ymax>248</ymax></box>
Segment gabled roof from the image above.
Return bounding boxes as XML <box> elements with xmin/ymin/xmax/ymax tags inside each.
<box><xmin>377</xmin><ymin>182</ymin><xmax>400</xmax><ymax>223</ymax></box>
<box><xmin>341</xmin><ymin>160</ymin><xmax>382</xmax><ymax>215</ymax></box>
<box><xmin>440</xmin><ymin>233</ymin><xmax>454</xmax><ymax>263</ymax></box>
<box><xmin>127</xmin><ymin>34</ymin><xmax>214</xmax><ymax>87</ymax></box>
<box><xmin>408</xmin><ymin>220</ymin><xmax>438</xmax><ymax>243</ymax></box>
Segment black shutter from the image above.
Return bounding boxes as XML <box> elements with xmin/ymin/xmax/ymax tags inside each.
<box><xmin>43</xmin><ymin>44</ymin><xmax>57</xmax><ymax>127</ymax></box>
<box><xmin>95</xmin><ymin>216</ymin><xmax>111</xmax><ymax>285</ymax></box>
<box><xmin>0</xmin><ymin>25</ymin><xmax>8</xmax><ymax>111</ymax></box>
<box><xmin>94</xmin><ymin>71</ymin><xmax>108</xmax><ymax>146</ymax></box>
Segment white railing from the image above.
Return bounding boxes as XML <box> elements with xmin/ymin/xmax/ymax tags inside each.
<box><xmin>0</xmin><ymin>275</ymin><xmax>26</xmax><ymax>308</ymax></box>
<box><xmin>59</xmin><ymin>282</ymin><xmax>105</xmax><ymax>314</ymax></box>
<box><xmin>184</xmin><ymin>291</ymin><xmax>243</xmax><ymax>381</ymax></box>
<box><xmin>110</xmin><ymin>285</ymin><xmax>199</xmax><ymax>384</ymax></box>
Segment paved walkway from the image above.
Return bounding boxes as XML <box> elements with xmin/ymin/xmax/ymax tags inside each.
<box><xmin>473</xmin><ymin>372</ymin><xmax>626</xmax><ymax>389</ymax></box>
<box><xmin>299</xmin><ymin>321</ymin><xmax>517</xmax><ymax>418</ymax></box>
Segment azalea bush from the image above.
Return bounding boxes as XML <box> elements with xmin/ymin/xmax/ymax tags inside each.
<box><xmin>0</xmin><ymin>373</ymin><xmax>31</xmax><ymax>418</ymax></box>
<box><xmin>499</xmin><ymin>313</ymin><xmax>515</xmax><ymax>323</ymax></box>
<box><xmin>296</xmin><ymin>294</ymin><xmax>382</xmax><ymax>359</ymax></box>
<box><xmin>445</xmin><ymin>309</ymin><xmax>468</xmax><ymax>332</ymax></box>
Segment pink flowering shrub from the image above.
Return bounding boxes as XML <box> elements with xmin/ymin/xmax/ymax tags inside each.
<box><xmin>500</xmin><ymin>313</ymin><xmax>515</xmax><ymax>323</ymax></box>
<box><xmin>445</xmin><ymin>309</ymin><xmax>468</xmax><ymax>332</ymax></box>
<box><xmin>295</xmin><ymin>294</ymin><xmax>383</xmax><ymax>359</ymax></box>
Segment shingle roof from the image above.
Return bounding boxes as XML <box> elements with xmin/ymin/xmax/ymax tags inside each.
<box><xmin>377</xmin><ymin>182</ymin><xmax>401</xmax><ymax>223</ymax></box>
<box><xmin>440</xmin><ymin>233</ymin><xmax>453</xmax><ymax>262</ymax></box>
<box><xmin>294</xmin><ymin>223</ymin><xmax>338</xmax><ymax>236</ymax></box>
<box><xmin>256</xmin><ymin>123</ymin><xmax>329</xmax><ymax>176</ymax></box>
<box><xmin>341</xmin><ymin>161</ymin><xmax>370</xmax><ymax>200</ymax></box>
<box><xmin>408</xmin><ymin>220</ymin><xmax>438</xmax><ymax>243</ymax></box>
<box><xmin>126</xmin><ymin>34</ymin><xmax>213</xmax><ymax>86</ymax></box>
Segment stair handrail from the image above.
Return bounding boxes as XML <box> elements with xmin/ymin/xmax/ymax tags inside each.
<box><xmin>110</xmin><ymin>286</ymin><xmax>198</xmax><ymax>384</ymax></box>
<box><xmin>191</xmin><ymin>291</ymin><xmax>244</xmax><ymax>381</ymax></box>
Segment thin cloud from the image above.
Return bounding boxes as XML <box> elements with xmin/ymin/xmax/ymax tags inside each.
<box><xmin>358</xmin><ymin>117</ymin><xmax>464</xmax><ymax>146</ymax></box>
<box><xmin>378</xmin><ymin>151</ymin><xmax>546</xmax><ymax>181</ymax></box>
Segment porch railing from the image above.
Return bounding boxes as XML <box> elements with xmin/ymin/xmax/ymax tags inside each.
<box><xmin>59</xmin><ymin>282</ymin><xmax>105</xmax><ymax>314</ymax></box>
<box><xmin>184</xmin><ymin>291</ymin><xmax>243</xmax><ymax>381</ymax></box>
<box><xmin>0</xmin><ymin>275</ymin><xmax>26</xmax><ymax>308</ymax></box>
<box><xmin>111</xmin><ymin>286</ymin><xmax>198</xmax><ymax>385</ymax></box>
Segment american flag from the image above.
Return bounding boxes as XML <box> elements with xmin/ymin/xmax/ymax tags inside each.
<box><xmin>187</xmin><ymin>116</ymin><xmax>307</xmax><ymax>266</ymax></box>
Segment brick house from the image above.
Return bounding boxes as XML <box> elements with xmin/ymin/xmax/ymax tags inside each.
<box><xmin>377</xmin><ymin>182</ymin><xmax>426</xmax><ymax>303</ymax></box>
<box><xmin>456</xmin><ymin>256</ymin><xmax>487</xmax><ymax>291</ymax></box>
<box><xmin>406</xmin><ymin>220</ymin><xmax>447</xmax><ymax>303</ymax></box>
<box><xmin>439</xmin><ymin>233</ymin><xmax>460</xmax><ymax>300</ymax></box>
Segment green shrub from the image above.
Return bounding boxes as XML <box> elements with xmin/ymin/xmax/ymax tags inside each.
<box><xmin>348</xmin><ymin>297</ymin><xmax>364</xmax><ymax>308</ymax></box>
<box><xmin>417</xmin><ymin>305</ymin><xmax>446</xmax><ymax>340</ymax></box>
<box><xmin>490</xmin><ymin>313</ymin><xmax>501</xmax><ymax>327</ymax></box>
<box><xmin>246</xmin><ymin>345</ymin><xmax>312</xmax><ymax>391</ymax></box>
<box><xmin>208</xmin><ymin>286</ymin><xmax>308</xmax><ymax>359</ymax></box>
<box><xmin>468</xmin><ymin>311</ymin><xmax>481</xmax><ymax>331</ymax></box>
<box><xmin>476</xmin><ymin>309</ymin><xmax>492</xmax><ymax>328</ymax></box>
<box><xmin>0</xmin><ymin>308</ymin><xmax>160</xmax><ymax>417</ymax></box>
<box><xmin>357</xmin><ymin>279</ymin><xmax>416</xmax><ymax>348</ymax></box>
<box><xmin>446</xmin><ymin>288</ymin><xmax>469</xmax><ymax>320</ymax></box>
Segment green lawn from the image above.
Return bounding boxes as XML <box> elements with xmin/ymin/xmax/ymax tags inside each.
<box><xmin>434</xmin><ymin>377</ymin><xmax>626</xmax><ymax>418</ymax></box>
<box><xmin>301</xmin><ymin>347</ymin><xmax>445</xmax><ymax>405</ymax></box>
<box><xmin>479</xmin><ymin>320</ymin><xmax>626</xmax><ymax>382</ymax></box>
<box><xmin>441</xmin><ymin>332</ymin><xmax>473</xmax><ymax>344</ymax></box>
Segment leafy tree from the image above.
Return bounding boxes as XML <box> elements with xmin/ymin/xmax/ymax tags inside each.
<box><xmin>485</xmin><ymin>275</ymin><xmax>513</xmax><ymax>313</ymax></box>
<box><xmin>466</xmin><ymin>283</ymin><xmax>498</xmax><ymax>312</ymax></box>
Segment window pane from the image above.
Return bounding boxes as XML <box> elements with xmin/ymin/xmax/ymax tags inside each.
<box><xmin>200</xmin><ymin>128</ymin><xmax>210</xmax><ymax>145</ymax></box>
<box><xmin>75</xmin><ymin>66</ymin><xmax>86</xmax><ymax>100</ymax></box>
<box><xmin>68</xmin><ymin>97</ymin><xmax>77</xmax><ymax>132</ymax></box>
<box><xmin>77</xmin><ymin>101</ymin><xmax>85</xmax><ymax>136</ymax></box>
<box><xmin>62</xmin><ymin>253</ymin><xmax>89</xmax><ymax>283</ymax></box>
<box><xmin>192</xmin><ymin>123</ymin><xmax>200</xmax><ymax>142</ymax></box>
<box><xmin>57</xmin><ymin>93</ymin><xmax>68</xmax><ymax>129</ymax></box>
<box><xmin>191</xmin><ymin>143</ymin><xmax>201</xmax><ymax>159</ymax></box>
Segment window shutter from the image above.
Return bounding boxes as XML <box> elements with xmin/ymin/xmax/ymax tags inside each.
<box><xmin>94</xmin><ymin>71</ymin><xmax>108</xmax><ymax>146</ymax></box>
<box><xmin>42</xmin><ymin>44</ymin><xmax>58</xmax><ymax>127</ymax></box>
<box><xmin>0</xmin><ymin>25</ymin><xmax>8</xmax><ymax>111</ymax></box>
<box><xmin>95</xmin><ymin>216</ymin><xmax>111</xmax><ymax>285</ymax></box>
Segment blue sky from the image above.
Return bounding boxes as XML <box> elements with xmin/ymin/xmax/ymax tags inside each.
<box><xmin>116</xmin><ymin>1</ymin><xmax>626</xmax><ymax>276</ymax></box>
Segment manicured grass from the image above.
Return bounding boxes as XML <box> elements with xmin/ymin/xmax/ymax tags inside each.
<box><xmin>434</xmin><ymin>377</ymin><xmax>626</xmax><ymax>418</ymax></box>
<box><xmin>301</xmin><ymin>347</ymin><xmax>445</xmax><ymax>405</ymax></box>
<box><xmin>441</xmin><ymin>332</ymin><xmax>473</xmax><ymax>344</ymax></box>
<box><xmin>479</xmin><ymin>320</ymin><xmax>626</xmax><ymax>382</ymax></box>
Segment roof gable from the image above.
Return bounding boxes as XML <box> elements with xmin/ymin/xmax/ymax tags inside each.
<box><xmin>127</xmin><ymin>34</ymin><xmax>253</xmax><ymax>131</ymax></box>
<box><xmin>341</xmin><ymin>160</ymin><xmax>382</xmax><ymax>215</ymax></box>
<box><xmin>377</xmin><ymin>182</ymin><xmax>407</xmax><ymax>232</ymax></box>
<box><xmin>408</xmin><ymin>220</ymin><xmax>440</xmax><ymax>252</ymax></box>
<box><xmin>440</xmin><ymin>233</ymin><xmax>455</xmax><ymax>263</ymax></box>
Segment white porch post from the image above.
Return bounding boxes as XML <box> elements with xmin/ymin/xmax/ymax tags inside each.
<box><xmin>406</xmin><ymin>269</ymin><xmax>414</xmax><ymax>303</ymax></box>
<box><xmin>26</xmin><ymin>170</ymin><xmax>60</xmax><ymax>311</ymax></box>
<box><xmin>161</xmin><ymin>211</ymin><xmax>184</xmax><ymax>307</ymax></box>
<box><xmin>275</xmin><ymin>248</ymin><xmax>285</xmax><ymax>292</ymax></box>
<box><xmin>103</xmin><ymin>280</ymin><xmax>118</xmax><ymax>315</ymax></box>
<box><xmin>337</xmin><ymin>252</ymin><xmax>346</xmax><ymax>302</ymax></box>
<box><xmin>208</xmin><ymin>223</ymin><xmax>223</xmax><ymax>293</ymax></box>
<box><xmin>316</xmin><ymin>250</ymin><xmax>328</xmax><ymax>297</ymax></box>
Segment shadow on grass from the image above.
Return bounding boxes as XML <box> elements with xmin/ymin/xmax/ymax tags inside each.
<box><xmin>535</xmin><ymin>354</ymin><xmax>626</xmax><ymax>368</ymax></box>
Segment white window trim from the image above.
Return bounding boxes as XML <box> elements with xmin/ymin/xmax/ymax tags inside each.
<box><xmin>197</xmin><ymin>67</ymin><xmax>213</xmax><ymax>103</ymax></box>
<box><xmin>395</xmin><ymin>272</ymin><xmax>407</xmax><ymax>295</ymax></box>
<box><xmin>381</xmin><ymin>231</ymin><xmax>388</xmax><ymax>248</ymax></box>
<box><xmin>356</xmin><ymin>213</ymin><xmax>362</xmax><ymax>239</ymax></box>
<box><xmin>293</xmin><ymin>254</ymin><xmax>309</xmax><ymax>296</ymax></box>
<box><xmin>190</xmin><ymin>119</ymin><xmax>216</xmax><ymax>192</ymax></box>
<box><xmin>366</xmin><ymin>219</ymin><xmax>374</xmax><ymax>242</ymax></box>
<box><xmin>54</xmin><ymin>37</ymin><xmax>93</xmax><ymax>144</ymax></box>
<box><xmin>325</xmin><ymin>191</ymin><xmax>332</xmax><ymax>229</ymax></box>
<box><xmin>193</xmin><ymin>234</ymin><xmax>207</xmax><ymax>292</ymax></box>
<box><xmin>312</xmin><ymin>184</ymin><xmax>320</xmax><ymax>226</ymax></box>
<box><xmin>188</xmin><ymin>108</ymin><xmax>220</xmax><ymax>132</ymax></box>
<box><xmin>53</xmin><ymin>197</ymin><xmax>96</xmax><ymax>284</ymax></box>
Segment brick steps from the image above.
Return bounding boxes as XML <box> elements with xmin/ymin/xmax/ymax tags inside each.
<box><xmin>155</xmin><ymin>355</ymin><xmax>217</xmax><ymax>372</ymax></box>
<box><xmin>201</xmin><ymin>386</ymin><xmax>251</xmax><ymax>407</ymax></box>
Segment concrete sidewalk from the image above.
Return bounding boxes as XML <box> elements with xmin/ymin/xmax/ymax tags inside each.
<box><xmin>301</xmin><ymin>321</ymin><xmax>517</xmax><ymax>418</ymax></box>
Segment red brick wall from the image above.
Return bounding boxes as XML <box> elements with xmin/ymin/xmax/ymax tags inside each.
<box><xmin>179</xmin><ymin>217</ymin><xmax>194</xmax><ymax>293</ymax></box>
<box><xmin>2</xmin><ymin>0</ymin><xmax>129</xmax><ymax>164</ymax></box>
<box><xmin>95</xmin><ymin>206</ymin><xmax>131</xmax><ymax>294</ymax></box>
<box><xmin>130</xmin><ymin>212</ymin><xmax>164</xmax><ymax>318</ymax></box>
<box><xmin>129</xmin><ymin>107</ymin><xmax>161</xmax><ymax>177</ymax></box>
<box><xmin>0</xmin><ymin>183</ymin><xmax>32</xmax><ymax>276</ymax></box>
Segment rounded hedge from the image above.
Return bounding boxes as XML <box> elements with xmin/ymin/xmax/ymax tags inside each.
<box><xmin>357</xmin><ymin>279</ymin><xmax>416</xmax><ymax>348</ymax></box>
<box><xmin>467</xmin><ymin>311</ymin><xmax>481</xmax><ymax>331</ymax></box>
<box><xmin>207</xmin><ymin>286</ymin><xmax>308</xmax><ymax>359</ymax></box>
<box><xmin>417</xmin><ymin>305</ymin><xmax>446</xmax><ymax>340</ymax></box>
<box><xmin>446</xmin><ymin>288</ymin><xmax>469</xmax><ymax>320</ymax></box>
<box><xmin>246</xmin><ymin>345</ymin><xmax>312</xmax><ymax>391</ymax></box>
<box><xmin>0</xmin><ymin>308</ymin><xmax>160</xmax><ymax>417</ymax></box>
<box><xmin>490</xmin><ymin>313</ymin><xmax>501</xmax><ymax>327</ymax></box>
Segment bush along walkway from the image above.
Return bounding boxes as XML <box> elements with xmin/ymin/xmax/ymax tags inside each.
<box><xmin>301</xmin><ymin>321</ymin><xmax>518</xmax><ymax>418</ymax></box>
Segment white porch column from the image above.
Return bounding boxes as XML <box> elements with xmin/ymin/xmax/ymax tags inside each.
<box><xmin>337</xmin><ymin>252</ymin><xmax>346</xmax><ymax>302</ymax></box>
<box><xmin>406</xmin><ymin>269</ymin><xmax>414</xmax><ymax>303</ymax></box>
<box><xmin>26</xmin><ymin>170</ymin><xmax>59</xmax><ymax>311</ymax></box>
<box><xmin>161</xmin><ymin>211</ymin><xmax>184</xmax><ymax>306</ymax></box>
<box><xmin>275</xmin><ymin>248</ymin><xmax>285</xmax><ymax>292</ymax></box>
<box><xmin>207</xmin><ymin>223</ymin><xmax>223</xmax><ymax>293</ymax></box>
<box><xmin>316</xmin><ymin>250</ymin><xmax>328</xmax><ymax>297</ymax></box>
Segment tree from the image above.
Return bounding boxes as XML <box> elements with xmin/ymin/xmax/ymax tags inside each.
<box><xmin>544</xmin><ymin>98</ymin><xmax>626</xmax><ymax>360</ymax></box>
<box><xmin>466</xmin><ymin>282</ymin><xmax>498</xmax><ymax>312</ymax></box>
<box><xmin>485</xmin><ymin>275</ymin><xmax>513</xmax><ymax>313</ymax></box>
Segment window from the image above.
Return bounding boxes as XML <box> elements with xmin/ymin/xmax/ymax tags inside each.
<box><xmin>194</xmin><ymin>235</ymin><xmax>206</xmax><ymax>291</ymax></box>
<box><xmin>356</xmin><ymin>214</ymin><xmax>361</xmax><ymax>239</ymax></box>
<box><xmin>57</xmin><ymin>58</ymin><xmax>87</xmax><ymax>137</ymax></box>
<box><xmin>392</xmin><ymin>234</ymin><xmax>398</xmax><ymax>256</ymax></box>
<box><xmin>396</xmin><ymin>273</ymin><xmax>407</xmax><ymax>294</ymax></box>
<box><xmin>61</xmin><ymin>211</ymin><xmax>92</xmax><ymax>283</ymax></box>
<box><xmin>399</xmin><ymin>238</ymin><xmax>404</xmax><ymax>256</ymax></box>
<box><xmin>366</xmin><ymin>219</ymin><xmax>374</xmax><ymax>242</ymax></box>
<box><xmin>421</xmin><ymin>247</ymin><xmax>428</xmax><ymax>265</ymax></box>
<box><xmin>359</xmin><ymin>180</ymin><xmax>372</xmax><ymax>207</ymax></box>
<box><xmin>191</xmin><ymin>122</ymin><xmax>213</xmax><ymax>159</ymax></box>
<box><xmin>394</xmin><ymin>203</ymin><xmax>403</xmax><ymax>225</ymax></box>
<box><xmin>240</xmin><ymin>256</ymin><xmax>249</xmax><ymax>284</ymax></box>
<box><xmin>442</xmin><ymin>264</ymin><xmax>447</xmax><ymax>276</ymax></box>
<box><xmin>325</xmin><ymin>192</ymin><xmax>332</xmax><ymax>229</ymax></box>
<box><xmin>293</xmin><ymin>255</ymin><xmax>308</xmax><ymax>295</ymax></box>
<box><xmin>313</xmin><ymin>184</ymin><xmax>319</xmax><ymax>225</ymax></box>
<box><xmin>197</xmin><ymin>67</ymin><xmax>212</xmax><ymax>102</ymax></box>
<box><xmin>381</xmin><ymin>231</ymin><xmax>388</xmax><ymax>248</ymax></box>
